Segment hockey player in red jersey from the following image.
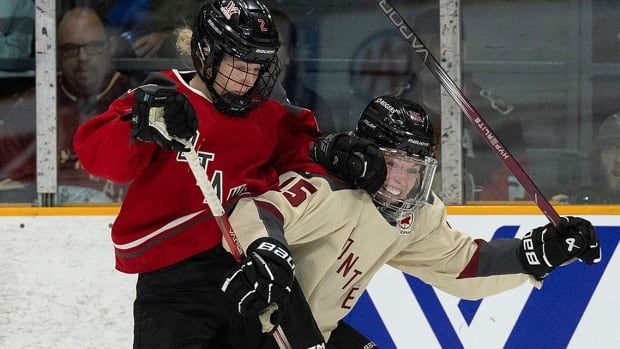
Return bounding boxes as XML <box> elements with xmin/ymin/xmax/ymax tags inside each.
<box><xmin>73</xmin><ymin>1</ymin><xmax>386</xmax><ymax>348</ymax></box>
<box><xmin>224</xmin><ymin>95</ymin><xmax>602</xmax><ymax>347</ymax></box>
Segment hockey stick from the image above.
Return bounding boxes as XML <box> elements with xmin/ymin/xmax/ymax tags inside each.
<box><xmin>144</xmin><ymin>108</ymin><xmax>292</xmax><ymax>349</ymax></box>
<box><xmin>180</xmin><ymin>140</ymin><xmax>292</xmax><ymax>349</ymax></box>
<box><xmin>374</xmin><ymin>0</ymin><xmax>562</xmax><ymax>227</ymax></box>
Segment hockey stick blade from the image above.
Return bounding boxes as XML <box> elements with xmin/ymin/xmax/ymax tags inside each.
<box><xmin>374</xmin><ymin>0</ymin><xmax>561</xmax><ymax>227</ymax></box>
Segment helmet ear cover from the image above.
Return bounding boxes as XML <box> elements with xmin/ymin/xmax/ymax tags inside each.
<box><xmin>190</xmin><ymin>0</ymin><xmax>281</xmax><ymax>115</ymax></box>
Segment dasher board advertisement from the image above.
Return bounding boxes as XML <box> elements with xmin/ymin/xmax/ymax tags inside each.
<box><xmin>345</xmin><ymin>215</ymin><xmax>619</xmax><ymax>349</ymax></box>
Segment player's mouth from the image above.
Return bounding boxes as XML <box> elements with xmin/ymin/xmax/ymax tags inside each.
<box><xmin>384</xmin><ymin>186</ymin><xmax>402</xmax><ymax>196</ymax></box>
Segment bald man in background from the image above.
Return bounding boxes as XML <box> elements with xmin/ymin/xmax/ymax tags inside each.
<box><xmin>57</xmin><ymin>7</ymin><xmax>133</xmax><ymax>117</ymax></box>
<box><xmin>0</xmin><ymin>7</ymin><xmax>133</xmax><ymax>203</ymax></box>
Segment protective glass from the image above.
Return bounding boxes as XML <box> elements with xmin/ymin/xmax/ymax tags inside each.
<box><xmin>600</xmin><ymin>142</ymin><xmax>620</xmax><ymax>158</ymax></box>
<box><xmin>58</xmin><ymin>40</ymin><xmax>106</xmax><ymax>58</ymax></box>
<box><xmin>372</xmin><ymin>148</ymin><xmax>437</xmax><ymax>220</ymax></box>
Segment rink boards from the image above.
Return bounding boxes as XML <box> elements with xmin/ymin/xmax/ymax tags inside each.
<box><xmin>345</xmin><ymin>212</ymin><xmax>620</xmax><ymax>349</ymax></box>
<box><xmin>0</xmin><ymin>207</ymin><xmax>618</xmax><ymax>348</ymax></box>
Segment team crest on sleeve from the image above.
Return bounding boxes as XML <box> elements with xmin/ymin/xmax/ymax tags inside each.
<box><xmin>398</xmin><ymin>213</ymin><xmax>414</xmax><ymax>234</ymax></box>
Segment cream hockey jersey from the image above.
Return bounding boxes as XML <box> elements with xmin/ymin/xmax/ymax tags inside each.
<box><xmin>228</xmin><ymin>171</ymin><xmax>541</xmax><ymax>340</ymax></box>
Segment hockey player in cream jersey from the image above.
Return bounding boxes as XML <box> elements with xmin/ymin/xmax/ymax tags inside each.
<box><xmin>222</xmin><ymin>96</ymin><xmax>602</xmax><ymax>346</ymax></box>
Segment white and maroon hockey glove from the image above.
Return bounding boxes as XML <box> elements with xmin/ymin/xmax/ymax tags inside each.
<box><xmin>221</xmin><ymin>237</ymin><xmax>295</xmax><ymax>333</ymax></box>
<box><xmin>518</xmin><ymin>216</ymin><xmax>601</xmax><ymax>280</ymax></box>
<box><xmin>311</xmin><ymin>133</ymin><xmax>387</xmax><ymax>194</ymax></box>
<box><xmin>130</xmin><ymin>74</ymin><xmax>198</xmax><ymax>151</ymax></box>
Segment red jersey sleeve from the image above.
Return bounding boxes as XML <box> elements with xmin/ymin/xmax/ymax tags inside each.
<box><xmin>73</xmin><ymin>92</ymin><xmax>158</xmax><ymax>183</ymax></box>
<box><xmin>272</xmin><ymin>103</ymin><xmax>326</xmax><ymax>175</ymax></box>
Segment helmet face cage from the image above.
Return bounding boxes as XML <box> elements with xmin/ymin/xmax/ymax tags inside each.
<box><xmin>373</xmin><ymin>149</ymin><xmax>438</xmax><ymax>221</ymax></box>
<box><xmin>190</xmin><ymin>0</ymin><xmax>281</xmax><ymax>115</ymax></box>
<box><xmin>207</xmin><ymin>51</ymin><xmax>280</xmax><ymax>115</ymax></box>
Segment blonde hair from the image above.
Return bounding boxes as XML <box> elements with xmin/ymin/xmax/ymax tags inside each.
<box><xmin>175</xmin><ymin>27</ymin><xmax>193</xmax><ymax>58</ymax></box>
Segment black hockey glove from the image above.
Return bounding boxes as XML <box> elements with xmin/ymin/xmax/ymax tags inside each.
<box><xmin>311</xmin><ymin>133</ymin><xmax>387</xmax><ymax>195</ymax></box>
<box><xmin>518</xmin><ymin>216</ymin><xmax>601</xmax><ymax>280</ymax></box>
<box><xmin>221</xmin><ymin>237</ymin><xmax>295</xmax><ymax>334</ymax></box>
<box><xmin>131</xmin><ymin>84</ymin><xmax>198</xmax><ymax>151</ymax></box>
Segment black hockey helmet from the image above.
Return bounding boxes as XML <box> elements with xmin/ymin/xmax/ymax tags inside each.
<box><xmin>356</xmin><ymin>95</ymin><xmax>438</xmax><ymax>225</ymax></box>
<box><xmin>356</xmin><ymin>95</ymin><xmax>436</xmax><ymax>158</ymax></box>
<box><xmin>191</xmin><ymin>0</ymin><xmax>281</xmax><ymax>115</ymax></box>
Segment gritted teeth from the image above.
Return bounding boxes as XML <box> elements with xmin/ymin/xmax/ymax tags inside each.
<box><xmin>385</xmin><ymin>186</ymin><xmax>401</xmax><ymax>196</ymax></box>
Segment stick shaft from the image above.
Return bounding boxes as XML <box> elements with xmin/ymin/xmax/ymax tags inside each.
<box><xmin>183</xmin><ymin>144</ymin><xmax>292</xmax><ymax>349</ymax></box>
<box><xmin>375</xmin><ymin>0</ymin><xmax>561</xmax><ymax>227</ymax></box>
<box><xmin>183</xmin><ymin>147</ymin><xmax>245</xmax><ymax>260</ymax></box>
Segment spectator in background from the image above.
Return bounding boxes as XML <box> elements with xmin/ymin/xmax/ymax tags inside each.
<box><xmin>57</xmin><ymin>7</ymin><xmax>133</xmax><ymax>116</ymax></box>
<box><xmin>569</xmin><ymin>113</ymin><xmax>620</xmax><ymax>204</ymax></box>
<box><xmin>58</xmin><ymin>0</ymin><xmax>179</xmax><ymax>58</ymax></box>
<box><xmin>110</xmin><ymin>0</ymin><xmax>208</xmax><ymax>58</ymax></box>
<box><xmin>392</xmin><ymin>8</ymin><xmax>527</xmax><ymax>201</ymax></box>
<box><xmin>0</xmin><ymin>78</ymin><xmax>36</xmax><ymax>195</ymax></box>
<box><xmin>0</xmin><ymin>7</ymin><xmax>133</xmax><ymax>203</ymax></box>
<box><xmin>270</xmin><ymin>9</ymin><xmax>335</xmax><ymax>132</ymax></box>
<box><xmin>106</xmin><ymin>0</ymin><xmax>178</xmax><ymax>58</ymax></box>
<box><xmin>0</xmin><ymin>0</ymin><xmax>34</xmax><ymax>58</ymax></box>
<box><xmin>55</xmin><ymin>7</ymin><xmax>135</xmax><ymax>202</ymax></box>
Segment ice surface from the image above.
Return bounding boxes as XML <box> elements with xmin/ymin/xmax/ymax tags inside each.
<box><xmin>0</xmin><ymin>216</ymin><xmax>135</xmax><ymax>349</ymax></box>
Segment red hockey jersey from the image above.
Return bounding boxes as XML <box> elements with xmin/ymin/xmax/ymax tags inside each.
<box><xmin>73</xmin><ymin>70</ymin><xmax>325</xmax><ymax>273</ymax></box>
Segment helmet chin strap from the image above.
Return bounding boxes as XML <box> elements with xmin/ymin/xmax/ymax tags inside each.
<box><xmin>373</xmin><ymin>193</ymin><xmax>415</xmax><ymax>222</ymax></box>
